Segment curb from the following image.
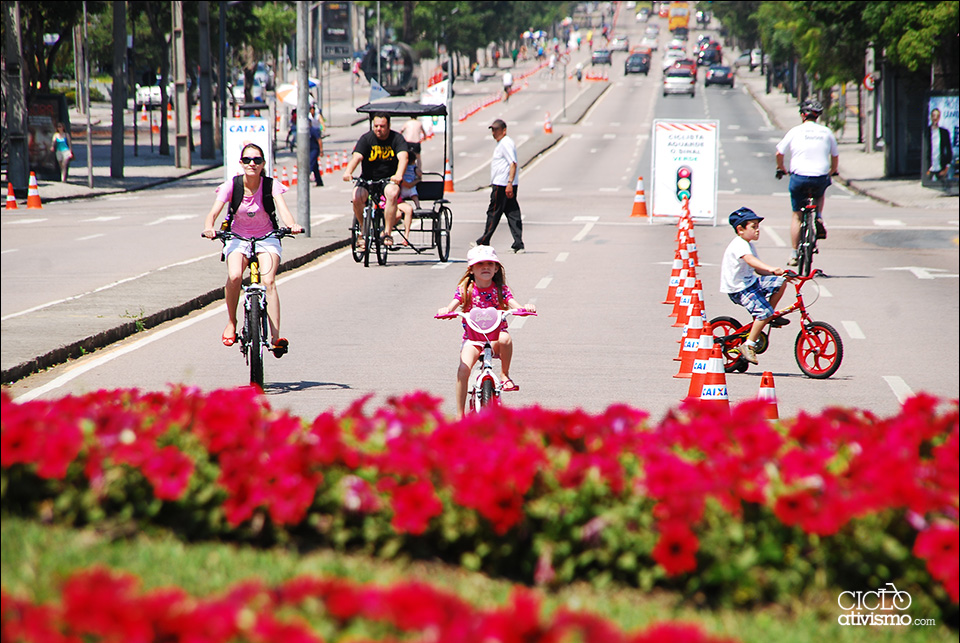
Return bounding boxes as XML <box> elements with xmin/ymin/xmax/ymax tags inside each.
<box><xmin>42</xmin><ymin>163</ymin><xmax>223</xmax><ymax>204</ymax></box>
<box><xmin>0</xmin><ymin>238</ymin><xmax>351</xmax><ymax>385</ymax></box>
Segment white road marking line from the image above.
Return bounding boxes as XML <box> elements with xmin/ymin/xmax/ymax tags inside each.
<box><xmin>556</xmin><ymin>252</ymin><xmax>569</xmax><ymax>262</ymax></box>
<box><xmin>7</xmin><ymin>218</ymin><xmax>47</xmax><ymax>225</ymax></box>
<box><xmin>763</xmin><ymin>226</ymin><xmax>787</xmax><ymax>247</ymax></box>
<box><xmin>572</xmin><ymin>216</ymin><xmax>599</xmax><ymax>242</ymax></box>
<box><xmin>540</xmin><ymin>187</ymin><xmax>562</xmax><ymax>192</ymax></box>
<box><xmin>883</xmin><ymin>376</ymin><xmax>914</xmax><ymax>404</ymax></box>
<box><xmin>76</xmin><ymin>234</ymin><xmax>105</xmax><ymax>242</ymax></box>
<box><xmin>0</xmin><ymin>252</ymin><xmax>221</xmax><ymax>322</ymax></box>
<box><xmin>841</xmin><ymin>320</ymin><xmax>864</xmax><ymax>339</ymax></box>
<box><xmin>13</xmin><ymin>250</ymin><xmax>351</xmax><ymax>402</ymax></box>
<box><xmin>146</xmin><ymin>214</ymin><xmax>196</xmax><ymax>226</ymax></box>
<box><xmin>310</xmin><ymin>214</ymin><xmax>343</xmax><ymax>225</ymax></box>
<box><xmin>599</xmin><ymin>187</ymin><xmax>619</xmax><ymax>192</ymax></box>
<box><xmin>603</xmin><ymin>133</ymin><xmax>616</xmax><ymax>139</ymax></box>
<box><xmin>535</xmin><ymin>277</ymin><xmax>552</xmax><ymax>289</ymax></box>
<box><xmin>2</xmin><ymin>248</ymin><xmax>20</xmax><ymax>255</ymax></box>
<box><xmin>817</xmin><ymin>283</ymin><xmax>832</xmax><ymax>297</ymax></box>
<box><xmin>81</xmin><ymin>216</ymin><xmax>122</xmax><ymax>223</ymax></box>
<box><xmin>874</xmin><ymin>219</ymin><xmax>905</xmax><ymax>227</ymax></box>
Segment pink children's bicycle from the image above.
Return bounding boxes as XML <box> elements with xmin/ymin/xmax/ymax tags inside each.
<box><xmin>435</xmin><ymin>308</ymin><xmax>537</xmax><ymax>412</ymax></box>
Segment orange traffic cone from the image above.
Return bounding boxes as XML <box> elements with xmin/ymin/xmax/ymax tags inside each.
<box><xmin>544</xmin><ymin>111</ymin><xmax>553</xmax><ymax>134</ymax></box>
<box><xmin>26</xmin><ymin>172</ymin><xmax>43</xmax><ymax>209</ymax></box>
<box><xmin>281</xmin><ymin>167</ymin><xmax>290</xmax><ymax>187</ymax></box>
<box><xmin>758</xmin><ymin>371</ymin><xmax>779</xmax><ymax>420</ymax></box>
<box><xmin>687</xmin><ymin>322</ymin><xmax>714</xmax><ymax>400</ymax></box>
<box><xmin>292</xmin><ymin>164</ymin><xmax>298</xmax><ymax>186</ymax></box>
<box><xmin>673</xmin><ymin>275</ymin><xmax>696</xmax><ymax>327</ymax></box>
<box><xmin>631</xmin><ymin>176</ymin><xmax>648</xmax><ymax>217</ymax></box>
<box><xmin>332</xmin><ymin>153</ymin><xmax>341</xmax><ymax>171</ymax></box>
<box><xmin>675</xmin><ymin>301</ymin><xmax>704</xmax><ymax>378</ymax></box>
<box><xmin>6</xmin><ymin>182</ymin><xmax>18</xmax><ymax>209</ymax></box>
<box><xmin>140</xmin><ymin>104</ymin><xmax>148</xmax><ymax>122</ymax></box>
<box><xmin>443</xmin><ymin>160</ymin><xmax>455</xmax><ymax>193</ymax></box>
<box><xmin>663</xmin><ymin>250</ymin><xmax>683</xmax><ymax>305</ymax></box>
<box><xmin>341</xmin><ymin>151</ymin><xmax>349</xmax><ymax>170</ymax></box>
<box><xmin>325</xmin><ymin>155</ymin><xmax>332</xmax><ymax>174</ymax></box>
<box><xmin>697</xmin><ymin>344</ymin><xmax>730</xmax><ymax>411</ymax></box>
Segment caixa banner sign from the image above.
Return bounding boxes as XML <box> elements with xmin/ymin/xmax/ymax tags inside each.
<box><xmin>837</xmin><ymin>583</ymin><xmax>912</xmax><ymax>626</ymax></box>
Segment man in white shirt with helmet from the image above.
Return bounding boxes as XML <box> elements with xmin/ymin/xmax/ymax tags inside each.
<box><xmin>775</xmin><ymin>99</ymin><xmax>839</xmax><ymax>266</ymax></box>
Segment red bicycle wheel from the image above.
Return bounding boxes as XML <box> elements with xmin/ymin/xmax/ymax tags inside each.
<box><xmin>795</xmin><ymin>321</ymin><xmax>843</xmax><ymax>379</ymax></box>
<box><xmin>709</xmin><ymin>315</ymin><xmax>748</xmax><ymax>373</ymax></box>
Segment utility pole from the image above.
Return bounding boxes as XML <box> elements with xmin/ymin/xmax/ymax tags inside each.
<box><xmin>172</xmin><ymin>1</ymin><xmax>190</xmax><ymax>168</ymax></box>
<box><xmin>864</xmin><ymin>44</ymin><xmax>876</xmax><ymax>154</ymax></box>
<box><xmin>3</xmin><ymin>1</ymin><xmax>28</xmax><ymax>197</ymax></box>
<box><xmin>296</xmin><ymin>2</ymin><xmax>311</xmax><ymax>235</ymax></box>
<box><xmin>111</xmin><ymin>0</ymin><xmax>126</xmax><ymax>178</ymax></box>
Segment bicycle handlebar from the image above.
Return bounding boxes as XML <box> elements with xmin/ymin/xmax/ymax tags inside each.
<box><xmin>435</xmin><ymin>308</ymin><xmax>538</xmax><ymax>320</ymax></box>
<box><xmin>203</xmin><ymin>228</ymin><xmax>299</xmax><ymax>242</ymax></box>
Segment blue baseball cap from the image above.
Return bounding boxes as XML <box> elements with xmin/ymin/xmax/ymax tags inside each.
<box><xmin>729</xmin><ymin>207</ymin><xmax>763</xmax><ymax>229</ymax></box>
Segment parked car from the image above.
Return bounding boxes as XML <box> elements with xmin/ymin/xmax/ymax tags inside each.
<box><xmin>591</xmin><ymin>49</ymin><xmax>613</xmax><ymax>65</ymax></box>
<box><xmin>624</xmin><ymin>52</ymin><xmax>651</xmax><ymax>75</ymax></box>
<box><xmin>704</xmin><ymin>65</ymin><xmax>735</xmax><ymax>87</ymax></box>
<box><xmin>231</xmin><ymin>75</ymin><xmax>264</xmax><ymax>103</ymax></box>
<box><xmin>640</xmin><ymin>36</ymin><xmax>659</xmax><ymax>52</ymax></box>
<box><xmin>636</xmin><ymin>7</ymin><xmax>650</xmax><ymax>22</ymax></box>
<box><xmin>662</xmin><ymin>51</ymin><xmax>685</xmax><ymax>70</ymax></box>
<box><xmin>663</xmin><ymin>67</ymin><xmax>696</xmax><ymax>97</ymax></box>
<box><xmin>610</xmin><ymin>36</ymin><xmax>630</xmax><ymax>52</ymax></box>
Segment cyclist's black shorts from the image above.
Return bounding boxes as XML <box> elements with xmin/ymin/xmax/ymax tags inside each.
<box><xmin>789</xmin><ymin>174</ymin><xmax>831</xmax><ymax>212</ymax></box>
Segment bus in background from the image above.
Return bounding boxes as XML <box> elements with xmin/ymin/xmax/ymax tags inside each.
<box><xmin>669</xmin><ymin>1</ymin><xmax>690</xmax><ymax>32</ymax></box>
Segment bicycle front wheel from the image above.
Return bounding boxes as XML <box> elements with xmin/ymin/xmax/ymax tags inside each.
<box><xmin>248</xmin><ymin>295</ymin><xmax>265</xmax><ymax>389</ymax></box>
<box><xmin>362</xmin><ymin>209</ymin><xmax>373</xmax><ymax>267</ymax></box>
<box><xmin>709</xmin><ymin>315</ymin><xmax>748</xmax><ymax>373</ymax></box>
<box><xmin>374</xmin><ymin>209</ymin><xmax>388</xmax><ymax>266</ymax></box>
<box><xmin>350</xmin><ymin>219</ymin><xmax>363</xmax><ymax>263</ymax></box>
<box><xmin>480</xmin><ymin>378</ymin><xmax>496</xmax><ymax>407</ymax></box>
<box><xmin>795</xmin><ymin>321</ymin><xmax>843</xmax><ymax>379</ymax></box>
<box><xmin>435</xmin><ymin>206</ymin><xmax>452</xmax><ymax>262</ymax></box>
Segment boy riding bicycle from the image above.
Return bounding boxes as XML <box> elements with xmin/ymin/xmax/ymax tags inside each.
<box><xmin>719</xmin><ymin>208</ymin><xmax>789</xmax><ymax>365</ymax></box>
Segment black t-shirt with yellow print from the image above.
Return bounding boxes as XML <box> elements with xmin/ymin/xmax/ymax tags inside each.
<box><xmin>354</xmin><ymin>129</ymin><xmax>409</xmax><ymax>179</ymax></box>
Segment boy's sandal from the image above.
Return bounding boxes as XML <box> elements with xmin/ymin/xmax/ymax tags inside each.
<box><xmin>382</xmin><ymin>233</ymin><xmax>394</xmax><ymax>247</ymax></box>
<box><xmin>501</xmin><ymin>378</ymin><xmax>520</xmax><ymax>392</ymax></box>
<box><xmin>271</xmin><ymin>338</ymin><xmax>289</xmax><ymax>358</ymax></box>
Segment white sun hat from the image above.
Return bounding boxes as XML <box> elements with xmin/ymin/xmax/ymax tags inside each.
<box><xmin>467</xmin><ymin>245</ymin><xmax>501</xmax><ymax>267</ymax></box>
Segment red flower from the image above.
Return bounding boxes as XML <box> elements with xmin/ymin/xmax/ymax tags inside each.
<box><xmin>141</xmin><ymin>446</ymin><xmax>194</xmax><ymax>501</ymax></box>
<box><xmin>386</xmin><ymin>479</ymin><xmax>443</xmax><ymax>535</ymax></box>
<box><xmin>914</xmin><ymin>524</ymin><xmax>960</xmax><ymax>585</ymax></box>
<box><xmin>652</xmin><ymin>521</ymin><xmax>699</xmax><ymax>576</ymax></box>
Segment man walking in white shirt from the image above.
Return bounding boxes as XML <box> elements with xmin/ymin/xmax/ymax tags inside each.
<box><xmin>475</xmin><ymin>119</ymin><xmax>525</xmax><ymax>253</ymax></box>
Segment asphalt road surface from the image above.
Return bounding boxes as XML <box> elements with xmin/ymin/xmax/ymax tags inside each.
<box><xmin>3</xmin><ymin>18</ymin><xmax>957</xmax><ymax>422</ymax></box>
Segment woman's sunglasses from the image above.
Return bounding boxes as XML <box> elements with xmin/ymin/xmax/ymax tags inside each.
<box><xmin>241</xmin><ymin>156</ymin><xmax>264</xmax><ymax>165</ymax></box>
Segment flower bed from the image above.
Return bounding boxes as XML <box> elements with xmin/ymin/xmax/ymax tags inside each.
<box><xmin>0</xmin><ymin>566</ymin><xmax>741</xmax><ymax>643</ymax></box>
<box><xmin>2</xmin><ymin>389</ymin><xmax>957</xmax><ymax>615</ymax></box>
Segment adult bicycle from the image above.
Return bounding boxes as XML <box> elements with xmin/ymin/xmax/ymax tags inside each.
<box><xmin>435</xmin><ymin>308</ymin><xmax>537</xmax><ymax>412</ymax></box>
<box><xmin>351</xmin><ymin>177</ymin><xmax>390</xmax><ymax>267</ymax></box>
<box><xmin>710</xmin><ymin>270</ymin><xmax>843</xmax><ymax>379</ymax></box>
<box><xmin>777</xmin><ymin>169</ymin><xmax>828</xmax><ymax>277</ymax></box>
<box><xmin>207</xmin><ymin>228</ymin><xmax>296</xmax><ymax>388</ymax></box>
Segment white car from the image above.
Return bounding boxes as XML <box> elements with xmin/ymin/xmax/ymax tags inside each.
<box><xmin>231</xmin><ymin>75</ymin><xmax>264</xmax><ymax>102</ymax></box>
<box><xmin>610</xmin><ymin>36</ymin><xmax>630</xmax><ymax>52</ymax></box>
<box><xmin>662</xmin><ymin>51</ymin><xmax>685</xmax><ymax>70</ymax></box>
<box><xmin>640</xmin><ymin>36</ymin><xmax>659</xmax><ymax>51</ymax></box>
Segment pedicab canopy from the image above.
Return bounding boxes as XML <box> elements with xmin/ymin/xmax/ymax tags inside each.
<box><xmin>356</xmin><ymin>101</ymin><xmax>448</xmax><ymax>118</ymax></box>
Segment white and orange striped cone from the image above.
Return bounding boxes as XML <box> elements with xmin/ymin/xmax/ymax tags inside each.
<box><xmin>341</xmin><ymin>150</ymin><xmax>349</xmax><ymax>170</ymax></box>
<box><xmin>697</xmin><ymin>344</ymin><xmax>730</xmax><ymax>411</ymax></box>
<box><xmin>140</xmin><ymin>104</ymin><xmax>148</xmax><ymax>122</ymax></box>
<box><xmin>292</xmin><ymin>164</ymin><xmax>298</xmax><ymax>186</ymax></box>
<box><xmin>687</xmin><ymin>322</ymin><xmax>714</xmax><ymax>400</ymax></box>
<box><xmin>668</xmin><ymin>267</ymin><xmax>690</xmax><ymax>319</ymax></box>
<box><xmin>443</xmin><ymin>160</ymin><xmax>455</xmax><ymax>193</ymax></box>
<box><xmin>631</xmin><ymin>176</ymin><xmax>648</xmax><ymax>217</ymax></box>
<box><xmin>758</xmin><ymin>371</ymin><xmax>779</xmax><ymax>420</ymax></box>
<box><xmin>26</xmin><ymin>172</ymin><xmax>43</xmax><ymax>209</ymax></box>
<box><xmin>675</xmin><ymin>301</ymin><xmax>704</xmax><ymax>378</ymax></box>
<box><xmin>672</xmin><ymin>275</ymin><xmax>696</xmax><ymax>327</ymax></box>
<box><xmin>544</xmin><ymin>111</ymin><xmax>553</xmax><ymax>134</ymax></box>
<box><xmin>6</xmin><ymin>182</ymin><xmax>18</xmax><ymax>209</ymax></box>
<box><xmin>325</xmin><ymin>155</ymin><xmax>332</xmax><ymax>174</ymax></box>
<box><xmin>663</xmin><ymin>250</ymin><xmax>683</xmax><ymax>305</ymax></box>
<box><xmin>281</xmin><ymin>167</ymin><xmax>290</xmax><ymax>187</ymax></box>
<box><xmin>332</xmin><ymin>153</ymin><xmax>341</xmax><ymax>172</ymax></box>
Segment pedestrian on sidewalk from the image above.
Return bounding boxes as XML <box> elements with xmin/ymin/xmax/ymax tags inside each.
<box><xmin>309</xmin><ymin>124</ymin><xmax>324</xmax><ymax>187</ymax></box>
<box><xmin>502</xmin><ymin>70</ymin><xmax>513</xmax><ymax>102</ymax></box>
<box><xmin>476</xmin><ymin>119</ymin><xmax>524</xmax><ymax>253</ymax></box>
<box><xmin>51</xmin><ymin>122</ymin><xmax>73</xmax><ymax>182</ymax></box>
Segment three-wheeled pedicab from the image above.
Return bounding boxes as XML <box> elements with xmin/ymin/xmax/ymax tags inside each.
<box><xmin>351</xmin><ymin>101</ymin><xmax>453</xmax><ymax>264</ymax></box>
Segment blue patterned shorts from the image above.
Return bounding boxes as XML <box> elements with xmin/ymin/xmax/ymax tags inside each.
<box><xmin>728</xmin><ymin>276</ymin><xmax>784</xmax><ymax>320</ymax></box>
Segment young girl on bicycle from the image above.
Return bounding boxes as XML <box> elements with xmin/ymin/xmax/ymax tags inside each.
<box><xmin>437</xmin><ymin>245</ymin><xmax>536</xmax><ymax>417</ymax></box>
<box><xmin>202</xmin><ymin>143</ymin><xmax>303</xmax><ymax>356</ymax></box>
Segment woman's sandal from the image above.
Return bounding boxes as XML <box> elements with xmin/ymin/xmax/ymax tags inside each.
<box><xmin>222</xmin><ymin>330</ymin><xmax>237</xmax><ymax>347</ymax></box>
<box><xmin>501</xmin><ymin>378</ymin><xmax>520</xmax><ymax>392</ymax></box>
<box><xmin>382</xmin><ymin>233</ymin><xmax>394</xmax><ymax>247</ymax></box>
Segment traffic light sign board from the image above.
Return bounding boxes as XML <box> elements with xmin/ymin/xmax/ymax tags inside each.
<box><xmin>676</xmin><ymin>165</ymin><xmax>692</xmax><ymax>202</ymax></box>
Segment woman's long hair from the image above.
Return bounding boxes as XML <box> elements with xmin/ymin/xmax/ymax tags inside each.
<box><xmin>454</xmin><ymin>264</ymin><xmax>508</xmax><ymax>312</ymax></box>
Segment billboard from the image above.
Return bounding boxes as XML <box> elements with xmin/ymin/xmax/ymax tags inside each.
<box><xmin>920</xmin><ymin>92</ymin><xmax>958</xmax><ymax>188</ymax></box>
<box><xmin>223</xmin><ymin>118</ymin><xmax>272</xmax><ymax>183</ymax></box>
<box><xmin>321</xmin><ymin>2</ymin><xmax>352</xmax><ymax>61</ymax></box>
<box><xmin>650</xmin><ymin>119</ymin><xmax>719</xmax><ymax>224</ymax></box>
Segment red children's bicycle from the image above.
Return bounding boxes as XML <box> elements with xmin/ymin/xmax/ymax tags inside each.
<box><xmin>710</xmin><ymin>270</ymin><xmax>843</xmax><ymax>379</ymax></box>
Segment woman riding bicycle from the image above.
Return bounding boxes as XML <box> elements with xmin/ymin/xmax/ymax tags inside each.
<box><xmin>775</xmin><ymin>99</ymin><xmax>839</xmax><ymax>266</ymax></box>
<box><xmin>202</xmin><ymin>143</ymin><xmax>303</xmax><ymax>356</ymax></box>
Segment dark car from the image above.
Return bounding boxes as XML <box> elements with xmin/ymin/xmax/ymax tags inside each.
<box><xmin>705</xmin><ymin>65</ymin><xmax>735</xmax><ymax>88</ymax></box>
<box><xmin>624</xmin><ymin>52</ymin><xmax>651</xmax><ymax>75</ymax></box>
<box><xmin>697</xmin><ymin>47</ymin><xmax>722</xmax><ymax>67</ymax></box>
<box><xmin>591</xmin><ymin>49</ymin><xmax>613</xmax><ymax>65</ymax></box>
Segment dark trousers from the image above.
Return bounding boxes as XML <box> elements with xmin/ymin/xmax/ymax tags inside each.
<box><xmin>477</xmin><ymin>184</ymin><xmax>523</xmax><ymax>250</ymax></box>
<box><xmin>310</xmin><ymin>151</ymin><xmax>323</xmax><ymax>186</ymax></box>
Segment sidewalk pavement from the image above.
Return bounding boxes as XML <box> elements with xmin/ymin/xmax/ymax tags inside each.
<box><xmin>736</xmin><ymin>64</ymin><xmax>959</xmax><ymax>209</ymax></box>
<box><xmin>2</xmin><ymin>59</ymin><xmax>954</xmax><ymax>385</ymax></box>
